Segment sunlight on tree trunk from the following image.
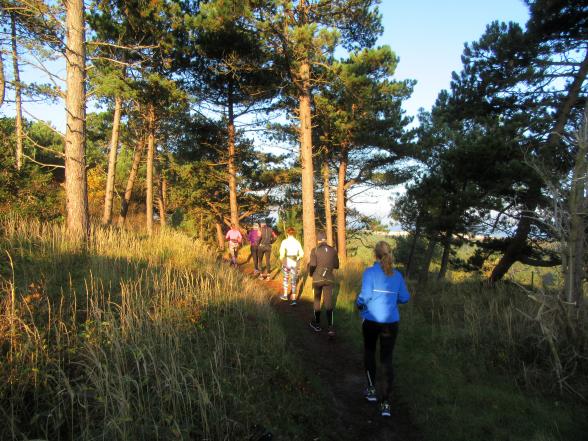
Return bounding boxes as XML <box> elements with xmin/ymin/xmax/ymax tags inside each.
<box><xmin>64</xmin><ymin>0</ymin><xmax>89</xmax><ymax>242</ymax></box>
<box><xmin>146</xmin><ymin>104</ymin><xmax>155</xmax><ymax>236</ymax></box>
<box><xmin>11</xmin><ymin>13</ymin><xmax>23</xmax><ymax>171</ymax></box>
<box><xmin>118</xmin><ymin>136</ymin><xmax>144</xmax><ymax>225</ymax></box>
<box><xmin>215</xmin><ymin>222</ymin><xmax>224</xmax><ymax>249</ymax></box>
<box><xmin>102</xmin><ymin>96</ymin><xmax>123</xmax><ymax>225</ymax></box>
<box><xmin>322</xmin><ymin>161</ymin><xmax>333</xmax><ymax>246</ymax></box>
<box><xmin>336</xmin><ymin>148</ymin><xmax>348</xmax><ymax>265</ymax></box>
<box><xmin>299</xmin><ymin>58</ymin><xmax>316</xmax><ymax>260</ymax></box>
<box><xmin>227</xmin><ymin>80</ymin><xmax>239</xmax><ymax>228</ymax></box>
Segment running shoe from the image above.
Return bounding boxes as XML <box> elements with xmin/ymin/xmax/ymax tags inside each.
<box><xmin>327</xmin><ymin>327</ymin><xmax>336</xmax><ymax>337</ymax></box>
<box><xmin>309</xmin><ymin>321</ymin><xmax>322</xmax><ymax>332</ymax></box>
<box><xmin>279</xmin><ymin>294</ymin><xmax>288</xmax><ymax>301</ymax></box>
<box><xmin>380</xmin><ymin>401</ymin><xmax>391</xmax><ymax>417</ymax></box>
<box><xmin>258</xmin><ymin>273</ymin><xmax>266</xmax><ymax>280</ymax></box>
<box><xmin>290</xmin><ymin>300</ymin><xmax>297</xmax><ymax>306</ymax></box>
<box><xmin>364</xmin><ymin>386</ymin><xmax>377</xmax><ymax>403</ymax></box>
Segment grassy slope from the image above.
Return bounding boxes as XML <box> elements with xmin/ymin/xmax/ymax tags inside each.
<box><xmin>336</xmin><ymin>237</ymin><xmax>588</xmax><ymax>441</ymax></box>
<box><xmin>0</xmin><ymin>218</ymin><xmax>328</xmax><ymax>440</ymax></box>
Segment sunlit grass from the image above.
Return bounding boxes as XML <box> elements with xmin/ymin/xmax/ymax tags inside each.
<box><xmin>333</xmin><ymin>245</ymin><xmax>588</xmax><ymax>441</ymax></box>
<box><xmin>0</xmin><ymin>216</ymin><xmax>323</xmax><ymax>440</ymax></box>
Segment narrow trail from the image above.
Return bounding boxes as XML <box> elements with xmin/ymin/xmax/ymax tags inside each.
<box><xmin>241</xmin><ymin>264</ymin><xmax>422</xmax><ymax>441</ymax></box>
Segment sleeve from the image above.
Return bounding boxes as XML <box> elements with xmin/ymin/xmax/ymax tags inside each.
<box><xmin>333</xmin><ymin>250</ymin><xmax>339</xmax><ymax>270</ymax></box>
<box><xmin>279</xmin><ymin>240</ymin><xmax>286</xmax><ymax>260</ymax></box>
<box><xmin>297</xmin><ymin>241</ymin><xmax>304</xmax><ymax>260</ymax></box>
<box><xmin>237</xmin><ymin>231</ymin><xmax>243</xmax><ymax>243</ymax></box>
<box><xmin>225</xmin><ymin>231</ymin><xmax>230</xmax><ymax>240</ymax></box>
<box><xmin>397</xmin><ymin>273</ymin><xmax>410</xmax><ymax>304</ymax></box>
<box><xmin>309</xmin><ymin>248</ymin><xmax>317</xmax><ymax>276</ymax></box>
<box><xmin>356</xmin><ymin>269</ymin><xmax>373</xmax><ymax>309</ymax></box>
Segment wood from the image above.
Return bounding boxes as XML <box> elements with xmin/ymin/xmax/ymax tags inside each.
<box><xmin>64</xmin><ymin>0</ymin><xmax>89</xmax><ymax>242</ymax></box>
<box><xmin>336</xmin><ymin>148</ymin><xmax>348</xmax><ymax>265</ymax></box>
<box><xmin>227</xmin><ymin>80</ymin><xmax>239</xmax><ymax>227</ymax></box>
<box><xmin>146</xmin><ymin>103</ymin><xmax>155</xmax><ymax>235</ymax></box>
<box><xmin>299</xmin><ymin>58</ymin><xmax>316</xmax><ymax>261</ymax></box>
<box><xmin>11</xmin><ymin>13</ymin><xmax>23</xmax><ymax>170</ymax></box>
<box><xmin>322</xmin><ymin>160</ymin><xmax>333</xmax><ymax>246</ymax></box>
<box><xmin>102</xmin><ymin>96</ymin><xmax>123</xmax><ymax>225</ymax></box>
<box><xmin>437</xmin><ymin>230</ymin><xmax>452</xmax><ymax>280</ymax></box>
<box><xmin>118</xmin><ymin>136</ymin><xmax>145</xmax><ymax>225</ymax></box>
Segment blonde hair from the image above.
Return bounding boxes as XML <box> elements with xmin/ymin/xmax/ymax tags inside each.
<box><xmin>375</xmin><ymin>241</ymin><xmax>394</xmax><ymax>276</ymax></box>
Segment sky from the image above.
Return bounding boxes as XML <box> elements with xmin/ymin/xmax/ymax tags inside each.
<box><xmin>353</xmin><ymin>0</ymin><xmax>531</xmax><ymax>224</ymax></box>
<box><xmin>1</xmin><ymin>1</ymin><xmax>532</xmax><ymax>225</ymax></box>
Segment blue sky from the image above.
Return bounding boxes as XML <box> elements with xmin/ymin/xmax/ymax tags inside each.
<box><xmin>378</xmin><ymin>0</ymin><xmax>529</xmax><ymax>118</ymax></box>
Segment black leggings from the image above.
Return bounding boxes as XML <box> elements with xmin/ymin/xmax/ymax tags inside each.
<box><xmin>362</xmin><ymin>320</ymin><xmax>399</xmax><ymax>401</ymax></box>
<box><xmin>258</xmin><ymin>246</ymin><xmax>271</xmax><ymax>273</ymax></box>
<box><xmin>251</xmin><ymin>246</ymin><xmax>259</xmax><ymax>271</ymax></box>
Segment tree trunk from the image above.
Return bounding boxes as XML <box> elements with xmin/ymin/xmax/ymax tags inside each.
<box><xmin>102</xmin><ymin>96</ymin><xmax>123</xmax><ymax>225</ymax></box>
<box><xmin>0</xmin><ymin>47</ymin><xmax>5</xmax><ymax>107</ymax></box>
<box><xmin>158</xmin><ymin>169</ymin><xmax>167</xmax><ymax>227</ymax></box>
<box><xmin>322</xmin><ymin>160</ymin><xmax>333</xmax><ymax>245</ymax></box>
<box><xmin>215</xmin><ymin>222</ymin><xmax>224</xmax><ymax>249</ymax></box>
<box><xmin>438</xmin><ymin>230</ymin><xmax>452</xmax><ymax>280</ymax></box>
<box><xmin>11</xmin><ymin>13</ymin><xmax>23</xmax><ymax>171</ymax></box>
<box><xmin>336</xmin><ymin>148</ymin><xmax>348</xmax><ymax>265</ymax></box>
<box><xmin>564</xmin><ymin>104</ymin><xmax>588</xmax><ymax>305</ymax></box>
<box><xmin>118</xmin><ymin>136</ymin><xmax>144</xmax><ymax>225</ymax></box>
<box><xmin>227</xmin><ymin>80</ymin><xmax>239</xmax><ymax>227</ymax></box>
<box><xmin>490</xmin><ymin>212</ymin><xmax>533</xmax><ymax>282</ymax></box>
<box><xmin>64</xmin><ymin>0</ymin><xmax>89</xmax><ymax>242</ymax></box>
<box><xmin>298</xmin><ymin>58</ymin><xmax>316</xmax><ymax>261</ymax></box>
<box><xmin>146</xmin><ymin>103</ymin><xmax>155</xmax><ymax>236</ymax></box>
<box><xmin>406</xmin><ymin>227</ymin><xmax>421</xmax><ymax>278</ymax></box>
<box><xmin>547</xmin><ymin>50</ymin><xmax>588</xmax><ymax>149</ymax></box>
<box><xmin>419</xmin><ymin>239</ymin><xmax>436</xmax><ymax>283</ymax></box>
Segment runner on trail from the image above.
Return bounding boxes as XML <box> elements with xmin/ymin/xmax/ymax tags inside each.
<box><xmin>248</xmin><ymin>223</ymin><xmax>261</xmax><ymax>276</ymax></box>
<box><xmin>225</xmin><ymin>224</ymin><xmax>242</xmax><ymax>267</ymax></box>
<box><xmin>356</xmin><ymin>241</ymin><xmax>410</xmax><ymax>417</ymax></box>
<box><xmin>258</xmin><ymin>220</ymin><xmax>276</xmax><ymax>280</ymax></box>
<box><xmin>278</xmin><ymin>227</ymin><xmax>304</xmax><ymax>305</ymax></box>
<box><xmin>308</xmin><ymin>231</ymin><xmax>339</xmax><ymax>336</ymax></box>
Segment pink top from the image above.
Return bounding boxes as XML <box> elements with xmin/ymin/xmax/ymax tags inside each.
<box><xmin>225</xmin><ymin>229</ymin><xmax>242</xmax><ymax>243</ymax></box>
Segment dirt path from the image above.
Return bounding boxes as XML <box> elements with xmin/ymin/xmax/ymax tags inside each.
<box><xmin>244</xmin><ymin>266</ymin><xmax>422</xmax><ymax>441</ymax></box>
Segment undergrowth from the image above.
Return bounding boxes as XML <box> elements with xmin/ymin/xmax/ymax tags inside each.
<box><xmin>0</xmin><ymin>217</ymin><xmax>324</xmax><ymax>440</ymax></box>
<box><xmin>335</xmin><ymin>258</ymin><xmax>588</xmax><ymax>441</ymax></box>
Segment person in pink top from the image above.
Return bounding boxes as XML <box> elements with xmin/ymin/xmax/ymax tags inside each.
<box><xmin>225</xmin><ymin>224</ymin><xmax>243</xmax><ymax>267</ymax></box>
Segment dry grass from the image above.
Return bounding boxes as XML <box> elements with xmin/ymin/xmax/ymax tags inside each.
<box><xmin>0</xmin><ymin>217</ymin><xmax>319</xmax><ymax>440</ymax></box>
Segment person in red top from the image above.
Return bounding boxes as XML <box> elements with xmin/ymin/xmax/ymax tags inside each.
<box><xmin>225</xmin><ymin>224</ymin><xmax>243</xmax><ymax>267</ymax></box>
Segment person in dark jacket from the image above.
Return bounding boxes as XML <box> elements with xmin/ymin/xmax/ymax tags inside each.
<box><xmin>356</xmin><ymin>241</ymin><xmax>410</xmax><ymax>417</ymax></box>
<box><xmin>257</xmin><ymin>220</ymin><xmax>276</xmax><ymax>280</ymax></box>
<box><xmin>308</xmin><ymin>231</ymin><xmax>339</xmax><ymax>336</ymax></box>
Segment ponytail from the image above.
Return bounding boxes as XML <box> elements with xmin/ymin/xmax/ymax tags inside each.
<box><xmin>374</xmin><ymin>241</ymin><xmax>394</xmax><ymax>276</ymax></box>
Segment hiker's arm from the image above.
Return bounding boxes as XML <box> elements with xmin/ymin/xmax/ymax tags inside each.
<box><xmin>397</xmin><ymin>274</ymin><xmax>410</xmax><ymax>304</ymax></box>
<box><xmin>308</xmin><ymin>249</ymin><xmax>316</xmax><ymax>276</ymax></box>
<box><xmin>356</xmin><ymin>269</ymin><xmax>372</xmax><ymax>310</ymax></box>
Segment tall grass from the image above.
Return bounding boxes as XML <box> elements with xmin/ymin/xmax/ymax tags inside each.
<box><xmin>0</xmin><ymin>217</ymin><xmax>322</xmax><ymax>440</ymax></box>
<box><xmin>334</xmin><ymin>254</ymin><xmax>588</xmax><ymax>441</ymax></box>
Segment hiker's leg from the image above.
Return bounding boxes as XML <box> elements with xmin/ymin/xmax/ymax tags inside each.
<box><xmin>323</xmin><ymin>285</ymin><xmax>334</xmax><ymax>327</ymax></box>
<box><xmin>313</xmin><ymin>286</ymin><xmax>323</xmax><ymax>323</ymax></box>
<box><xmin>251</xmin><ymin>246</ymin><xmax>259</xmax><ymax>271</ymax></box>
<box><xmin>380</xmin><ymin>322</ymin><xmax>399</xmax><ymax>401</ymax></box>
<box><xmin>282</xmin><ymin>266</ymin><xmax>289</xmax><ymax>295</ymax></box>
<box><xmin>264</xmin><ymin>248</ymin><xmax>271</xmax><ymax>274</ymax></box>
<box><xmin>362</xmin><ymin>320</ymin><xmax>381</xmax><ymax>388</ymax></box>
<box><xmin>290</xmin><ymin>267</ymin><xmax>298</xmax><ymax>296</ymax></box>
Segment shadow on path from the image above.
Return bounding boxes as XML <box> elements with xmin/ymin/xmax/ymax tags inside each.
<box><xmin>241</xmin><ymin>265</ymin><xmax>422</xmax><ymax>441</ymax></box>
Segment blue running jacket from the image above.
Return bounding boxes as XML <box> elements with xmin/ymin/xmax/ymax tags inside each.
<box><xmin>356</xmin><ymin>262</ymin><xmax>410</xmax><ymax>323</ymax></box>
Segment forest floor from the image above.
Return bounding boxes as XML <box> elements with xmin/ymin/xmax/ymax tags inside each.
<box><xmin>240</xmin><ymin>263</ymin><xmax>423</xmax><ymax>441</ymax></box>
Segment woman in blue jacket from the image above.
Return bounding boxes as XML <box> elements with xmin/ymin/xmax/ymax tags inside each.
<box><xmin>356</xmin><ymin>241</ymin><xmax>410</xmax><ymax>417</ymax></box>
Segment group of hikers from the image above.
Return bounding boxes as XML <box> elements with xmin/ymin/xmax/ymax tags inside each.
<box><xmin>224</xmin><ymin>221</ymin><xmax>410</xmax><ymax>418</ymax></box>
